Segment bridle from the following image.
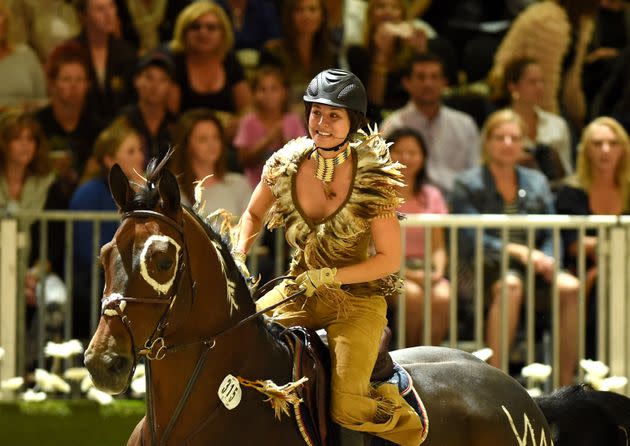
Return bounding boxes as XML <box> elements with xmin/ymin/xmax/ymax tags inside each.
<box><xmin>100</xmin><ymin>208</ymin><xmax>303</xmax><ymax>446</ymax></box>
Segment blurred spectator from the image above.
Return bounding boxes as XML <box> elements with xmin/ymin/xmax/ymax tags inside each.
<box><xmin>115</xmin><ymin>0</ymin><xmax>194</xmax><ymax>54</ymax></box>
<box><xmin>71</xmin><ymin>0</ymin><xmax>137</xmax><ymax>122</ymax></box>
<box><xmin>381</xmin><ymin>53</ymin><xmax>480</xmax><ymax>196</ymax></box>
<box><xmin>170</xmin><ymin>108</ymin><xmax>251</xmax><ymax>216</ymax></box>
<box><xmin>214</xmin><ymin>0</ymin><xmax>281</xmax><ymax>51</ymax></box>
<box><xmin>555</xmin><ymin>117</ymin><xmax>630</xmax><ymax>356</ymax></box>
<box><xmin>0</xmin><ymin>0</ymin><xmax>47</xmax><ymax>110</ymax></box>
<box><xmin>4</xmin><ymin>0</ymin><xmax>80</xmax><ymax>62</ymax></box>
<box><xmin>592</xmin><ymin>45</ymin><xmax>630</xmax><ymax>134</ymax></box>
<box><xmin>69</xmin><ymin>117</ymin><xmax>145</xmax><ymax>340</ymax></box>
<box><xmin>388</xmin><ymin>127</ymin><xmax>450</xmax><ymax>347</ymax></box>
<box><xmin>259</xmin><ymin>0</ymin><xmax>337</xmax><ymax>113</ymax></box>
<box><xmin>488</xmin><ymin>0</ymin><xmax>599</xmax><ymax>131</ymax></box>
<box><xmin>0</xmin><ymin>109</ymin><xmax>68</xmax><ymax>348</ymax></box>
<box><xmin>583</xmin><ymin>0</ymin><xmax>630</xmax><ymax>111</ymax></box>
<box><xmin>168</xmin><ymin>1</ymin><xmax>252</xmax><ymax>140</ymax></box>
<box><xmin>450</xmin><ymin>109</ymin><xmax>580</xmax><ymax>385</ymax></box>
<box><xmin>346</xmin><ymin>0</ymin><xmax>428</xmax><ymax>120</ymax></box>
<box><xmin>119</xmin><ymin>50</ymin><xmax>176</xmax><ymax>161</ymax></box>
<box><xmin>36</xmin><ymin>41</ymin><xmax>103</xmax><ymax>194</ymax></box>
<box><xmin>234</xmin><ymin>65</ymin><xmax>306</xmax><ymax>189</ymax></box>
<box><xmin>498</xmin><ymin>56</ymin><xmax>573</xmax><ymax>183</ymax></box>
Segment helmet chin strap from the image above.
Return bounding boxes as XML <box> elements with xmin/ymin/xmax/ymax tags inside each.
<box><xmin>308</xmin><ymin>125</ymin><xmax>351</xmax><ymax>152</ymax></box>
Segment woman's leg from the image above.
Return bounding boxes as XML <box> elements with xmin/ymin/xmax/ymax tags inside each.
<box><xmin>486</xmin><ymin>273</ymin><xmax>524</xmax><ymax>369</ymax></box>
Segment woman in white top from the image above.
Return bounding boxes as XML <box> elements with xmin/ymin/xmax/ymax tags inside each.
<box><xmin>498</xmin><ymin>56</ymin><xmax>573</xmax><ymax>182</ymax></box>
<box><xmin>169</xmin><ymin>108</ymin><xmax>252</xmax><ymax>216</ymax></box>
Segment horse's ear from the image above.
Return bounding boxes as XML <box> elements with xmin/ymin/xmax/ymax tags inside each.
<box><xmin>158</xmin><ymin>168</ymin><xmax>181</xmax><ymax>214</ymax></box>
<box><xmin>109</xmin><ymin>163</ymin><xmax>133</xmax><ymax>211</ymax></box>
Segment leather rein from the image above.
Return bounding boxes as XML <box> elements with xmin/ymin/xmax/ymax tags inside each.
<box><xmin>100</xmin><ymin>209</ymin><xmax>304</xmax><ymax>446</ymax></box>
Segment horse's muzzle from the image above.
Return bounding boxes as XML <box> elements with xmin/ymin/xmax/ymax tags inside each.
<box><xmin>84</xmin><ymin>347</ymin><xmax>133</xmax><ymax>395</ymax></box>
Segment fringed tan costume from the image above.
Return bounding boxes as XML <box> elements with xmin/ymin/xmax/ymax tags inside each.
<box><xmin>256</xmin><ymin>129</ymin><xmax>424</xmax><ymax>446</ymax></box>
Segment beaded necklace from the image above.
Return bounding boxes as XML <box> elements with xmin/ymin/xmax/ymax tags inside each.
<box><xmin>313</xmin><ymin>144</ymin><xmax>351</xmax><ymax>183</ymax></box>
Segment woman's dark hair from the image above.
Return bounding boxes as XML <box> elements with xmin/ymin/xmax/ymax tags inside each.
<box><xmin>388</xmin><ymin>127</ymin><xmax>429</xmax><ymax>195</ymax></box>
<box><xmin>497</xmin><ymin>56</ymin><xmax>539</xmax><ymax>106</ymax></box>
<box><xmin>0</xmin><ymin>109</ymin><xmax>50</xmax><ymax>177</ymax></box>
<box><xmin>303</xmin><ymin>102</ymin><xmax>368</xmax><ymax>138</ymax></box>
<box><xmin>45</xmin><ymin>41</ymin><xmax>91</xmax><ymax>81</ymax></box>
<box><xmin>281</xmin><ymin>0</ymin><xmax>335</xmax><ymax>79</ymax></box>
<box><xmin>170</xmin><ymin>108</ymin><xmax>226</xmax><ymax>202</ymax></box>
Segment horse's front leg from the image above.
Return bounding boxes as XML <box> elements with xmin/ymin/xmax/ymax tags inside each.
<box><xmin>127</xmin><ymin>416</ymin><xmax>146</xmax><ymax>446</ymax></box>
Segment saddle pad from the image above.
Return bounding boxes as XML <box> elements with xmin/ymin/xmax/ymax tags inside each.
<box><xmin>370</xmin><ymin>363</ymin><xmax>429</xmax><ymax>445</ymax></box>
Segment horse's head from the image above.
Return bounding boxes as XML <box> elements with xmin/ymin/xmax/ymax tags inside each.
<box><xmin>84</xmin><ymin>160</ymin><xmax>252</xmax><ymax>394</ymax></box>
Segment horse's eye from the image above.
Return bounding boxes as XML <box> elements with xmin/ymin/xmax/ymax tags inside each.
<box><xmin>157</xmin><ymin>259</ymin><xmax>174</xmax><ymax>271</ymax></box>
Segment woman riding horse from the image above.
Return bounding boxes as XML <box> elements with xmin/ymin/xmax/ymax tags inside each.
<box><xmin>233</xmin><ymin>68</ymin><xmax>423</xmax><ymax>445</ymax></box>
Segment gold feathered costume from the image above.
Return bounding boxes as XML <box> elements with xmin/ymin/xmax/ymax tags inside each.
<box><xmin>256</xmin><ymin>129</ymin><xmax>426</xmax><ymax>446</ymax></box>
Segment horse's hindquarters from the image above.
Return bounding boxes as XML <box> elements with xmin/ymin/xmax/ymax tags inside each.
<box><xmin>392</xmin><ymin>346</ymin><xmax>552</xmax><ymax>446</ymax></box>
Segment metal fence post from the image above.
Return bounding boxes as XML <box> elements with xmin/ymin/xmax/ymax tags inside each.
<box><xmin>0</xmin><ymin>219</ymin><xmax>18</xmax><ymax>399</ymax></box>
<box><xmin>608</xmin><ymin>226</ymin><xmax>627</xmax><ymax>394</ymax></box>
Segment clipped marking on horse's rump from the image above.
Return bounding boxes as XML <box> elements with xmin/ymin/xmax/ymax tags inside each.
<box><xmin>140</xmin><ymin>235</ymin><xmax>181</xmax><ymax>294</ymax></box>
<box><xmin>502</xmin><ymin>405</ymin><xmax>550</xmax><ymax>446</ymax></box>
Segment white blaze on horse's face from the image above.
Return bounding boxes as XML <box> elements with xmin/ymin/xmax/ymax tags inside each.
<box><xmin>139</xmin><ymin>235</ymin><xmax>181</xmax><ymax>295</ymax></box>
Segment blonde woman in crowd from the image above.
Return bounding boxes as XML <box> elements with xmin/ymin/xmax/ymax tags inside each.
<box><xmin>168</xmin><ymin>1</ymin><xmax>252</xmax><ymax>139</ymax></box>
<box><xmin>556</xmin><ymin>118</ymin><xmax>630</xmax><ymax>330</ymax></box>
<box><xmin>451</xmin><ymin>109</ymin><xmax>580</xmax><ymax>386</ymax></box>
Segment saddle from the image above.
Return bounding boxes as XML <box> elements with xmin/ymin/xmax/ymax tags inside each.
<box><xmin>279</xmin><ymin>325</ymin><xmax>395</xmax><ymax>446</ymax></box>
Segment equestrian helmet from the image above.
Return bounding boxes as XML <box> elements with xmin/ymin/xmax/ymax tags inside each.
<box><xmin>303</xmin><ymin>69</ymin><xmax>367</xmax><ymax>116</ymax></box>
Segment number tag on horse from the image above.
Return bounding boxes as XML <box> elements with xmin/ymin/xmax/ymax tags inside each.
<box><xmin>218</xmin><ymin>374</ymin><xmax>242</xmax><ymax>410</ymax></box>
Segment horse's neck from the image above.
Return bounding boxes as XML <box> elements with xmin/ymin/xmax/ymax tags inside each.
<box><xmin>147</xmin><ymin>321</ymin><xmax>293</xmax><ymax>444</ymax></box>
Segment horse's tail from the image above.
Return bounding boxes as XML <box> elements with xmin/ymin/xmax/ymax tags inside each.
<box><xmin>534</xmin><ymin>383</ymin><xmax>630</xmax><ymax>445</ymax></box>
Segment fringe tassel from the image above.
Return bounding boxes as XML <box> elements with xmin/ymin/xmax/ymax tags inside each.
<box><xmin>237</xmin><ymin>376</ymin><xmax>309</xmax><ymax>420</ymax></box>
<box><xmin>369</xmin><ymin>386</ymin><xmax>401</xmax><ymax>424</ymax></box>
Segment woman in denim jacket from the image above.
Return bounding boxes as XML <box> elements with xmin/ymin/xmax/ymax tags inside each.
<box><xmin>450</xmin><ymin>108</ymin><xmax>580</xmax><ymax>386</ymax></box>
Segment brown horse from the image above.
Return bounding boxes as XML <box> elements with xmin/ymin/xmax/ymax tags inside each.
<box><xmin>84</xmin><ymin>162</ymin><xmax>553</xmax><ymax>446</ymax></box>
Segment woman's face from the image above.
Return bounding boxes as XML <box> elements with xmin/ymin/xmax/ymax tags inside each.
<box><xmin>308</xmin><ymin>103</ymin><xmax>351</xmax><ymax>149</ymax></box>
<box><xmin>106</xmin><ymin>134</ymin><xmax>145</xmax><ymax>179</ymax></box>
<box><xmin>84</xmin><ymin>0</ymin><xmax>118</xmax><ymax>35</ymax></box>
<box><xmin>254</xmin><ymin>73</ymin><xmax>287</xmax><ymax>113</ymax></box>
<box><xmin>52</xmin><ymin>63</ymin><xmax>89</xmax><ymax>106</ymax></box>
<box><xmin>390</xmin><ymin>135</ymin><xmax>425</xmax><ymax>179</ymax></box>
<box><xmin>7</xmin><ymin>127</ymin><xmax>37</xmax><ymax>169</ymax></box>
<box><xmin>486</xmin><ymin>121</ymin><xmax>524</xmax><ymax>168</ymax></box>
<box><xmin>371</xmin><ymin>0</ymin><xmax>404</xmax><ymax>25</ymax></box>
<box><xmin>510</xmin><ymin>63</ymin><xmax>545</xmax><ymax>108</ymax></box>
<box><xmin>292</xmin><ymin>0</ymin><xmax>323</xmax><ymax>35</ymax></box>
<box><xmin>586</xmin><ymin>123</ymin><xmax>625</xmax><ymax>176</ymax></box>
<box><xmin>185</xmin><ymin>12</ymin><xmax>224</xmax><ymax>54</ymax></box>
<box><xmin>187</xmin><ymin>120</ymin><xmax>223</xmax><ymax>168</ymax></box>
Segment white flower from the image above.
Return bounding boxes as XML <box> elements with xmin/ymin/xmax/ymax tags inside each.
<box><xmin>44</xmin><ymin>339</ymin><xmax>84</xmax><ymax>358</ymax></box>
<box><xmin>132</xmin><ymin>364</ymin><xmax>145</xmax><ymax>381</ymax></box>
<box><xmin>87</xmin><ymin>387</ymin><xmax>113</xmax><ymax>405</ymax></box>
<box><xmin>34</xmin><ymin>369</ymin><xmax>70</xmax><ymax>393</ymax></box>
<box><xmin>22</xmin><ymin>389</ymin><xmax>47</xmax><ymax>402</ymax></box>
<box><xmin>0</xmin><ymin>346</ymin><xmax>5</xmax><ymax>360</ymax></box>
<box><xmin>526</xmin><ymin>387</ymin><xmax>543</xmax><ymax>397</ymax></box>
<box><xmin>131</xmin><ymin>377</ymin><xmax>146</xmax><ymax>397</ymax></box>
<box><xmin>595</xmin><ymin>376</ymin><xmax>628</xmax><ymax>391</ymax></box>
<box><xmin>80</xmin><ymin>374</ymin><xmax>94</xmax><ymax>393</ymax></box>
<box><xmin>1</xmin><ymin>376</ymin><xmax>24</xmax><ymax>390</ymax></box>
<box><xmin>63</xmin><ymin>367</ymin><xmax>90</xmax><ymax>381</ymax></box>
<box><xmin>580</xmin><ymin>359</ymin><xmax>609</xmax><ymax>378</ymax></box>
<box><xmin>472</xmin><ymin>348</ymin><xmax>493</xmax><ymax>362</ymax></box>
<box><xmin>521</xmin><ymin>363</ymin><xmax>552</xmax><ymax>381</ymax></box>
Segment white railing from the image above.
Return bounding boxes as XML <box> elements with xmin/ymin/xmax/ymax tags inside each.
<box><xmin>0</xmin><ymin>211</ymin><xmax>628</xmax><ymax>397</ymax></box>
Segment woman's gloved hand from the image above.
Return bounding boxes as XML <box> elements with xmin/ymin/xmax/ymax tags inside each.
<box><xmin>295</xmin><ymin>267</ymin><xmax>340</xmax><ymax>297</ymax></box>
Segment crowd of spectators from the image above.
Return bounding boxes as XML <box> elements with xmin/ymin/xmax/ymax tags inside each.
<box><xmin>2</xmin><ymin>0</ymin><xmax>630</xmax><ymax>383</ymax></box>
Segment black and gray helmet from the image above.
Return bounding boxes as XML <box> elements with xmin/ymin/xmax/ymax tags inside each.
<box><xmin>303</xmin><ymin>69</ymin><xmax>367</xmax><ymax>116</ymax></box>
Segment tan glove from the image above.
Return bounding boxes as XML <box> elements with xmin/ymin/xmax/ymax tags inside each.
<box><xmin>295</xmin><ymin>267</ymin><xmax>340</xmax><ymax>297</ymax></box>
